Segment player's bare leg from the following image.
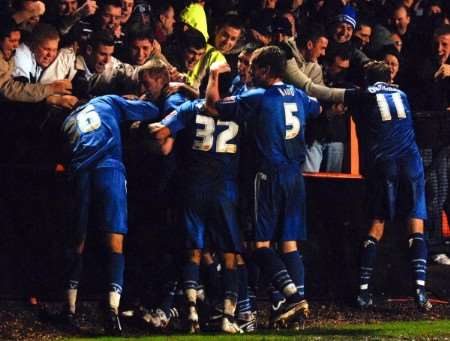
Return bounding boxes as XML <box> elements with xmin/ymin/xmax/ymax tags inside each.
<box><xmin>407</xmin><ymin>218</ymin><xmax>432</xmax><ymax>311</ymax></box>
<box><xmin>184</xmin><ymin>249</ymin><xmax>201</xmax><ymax>333</ymax></box>
<box><xmin>221</xmin><ymin>253</ymin><xmax>243</xmax><ymax>334</ymax></box>
<box><xmin>103</xmin><ymin>233</ymin><xmax>125</xmax><ymax>335</ymax></box>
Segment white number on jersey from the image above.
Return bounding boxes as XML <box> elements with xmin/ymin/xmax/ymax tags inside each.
<box><xmin>376</xmin><ymin>93</ymin><xmax>407</xmax><ymax>122</ymax></box>
<box><xmin>284</xmin><ymin>102</ymin><xmax>300</xmax><ymax>139</ymax></box>
<box><xmin>76</xmin><ymin>104</ymin><xmax>101</xmax><ymax>133</ymax></box>
<box><xmin>192</xmin><ymin>114</ymin><xmax>238</xmax><ymax>153</ymax></box>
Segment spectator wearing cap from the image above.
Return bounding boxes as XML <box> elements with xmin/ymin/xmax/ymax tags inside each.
<box><xmin>330</xmin><ymin>4</ymin><xmax>356</xmax><ymax>44</ymax></box>
<box><xmin>328</xmin><ymin>5</ymin><xmax>369</xmax><ymax>85</ymax></box>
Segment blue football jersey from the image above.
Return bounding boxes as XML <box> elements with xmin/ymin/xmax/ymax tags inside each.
<box><xmin>162</xmin><ymin>92</ymin><xmax>189</xmax><ymax>116</ymax></box>
<box><xmin>216</xmin><ymin>83</ymin><xmax>321</xmax><ymax>173</ymax></box>
<box><xmin>62</xmin><ymin>95</ymin><xmax>160</xmax><ymax>172</ymax></box>
<box><xmin>345</xmin><ymin>82</ymin><xmax>418</xmax><ymax>164</ymax></box>
<box><xmin>162</xmin><ymin>99</ymin><xmax>241</xmax><ymax>187</ymax></box>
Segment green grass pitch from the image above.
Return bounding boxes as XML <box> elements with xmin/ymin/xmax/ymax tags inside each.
<box><xmin>62</xmin><ymin>320</ymin><xmax>450</xmax><ymax>340</ymax></box>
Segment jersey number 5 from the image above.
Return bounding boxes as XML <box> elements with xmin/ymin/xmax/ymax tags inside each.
<box><xmin>284</xmin><ymin>103</ymin><xmax>300</xmax><ymax>139</ymax></box>
<box><xmin>193</xmin><ymin>114</ymin><xmax>239</xmax><ymax>153</ymax></box>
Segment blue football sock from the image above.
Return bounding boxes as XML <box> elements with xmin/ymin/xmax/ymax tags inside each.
<box><xmin>281</xmin><ymin>251</ymin><xmax>305</xmax><ymax>299</ymax></box>
<box><xmin>269</xmin><ymin>286</ymin><xmax>285</xmax><ymax>306</ymax></box>
<box><xmin>160</xmin><ymin>280</ymin><xmax>178</xmax><ymax>316</ymax></box>
<box><xmin>253</xmin><ymin>248</ymin><xmax>297</xmax><ymax>298</ymax></box>
<box><xmin>223</xmin><ymin>268</ymin><xmax>238</xmax><ymax>303</ymax></box>
<box><xmin>237</xmin><ymin>265</ymin><xmax>251</xmax><ymax>314</ymax></box>
<box><xmin>183</xmin><ymin>261</ymin><xmax>200</xmax><ymax>291</ymax></box>
<box><xmin>245</xmin><ymin>256</ymin><xmax>259</xmax><ymax>312</ymax></box>
<box><xmin>408</xmin><ymin>233</ymin><xmax>427</xmax><ymax>292</ymax></box>
<box><xmin>65</xmin><ymin>251</ymin><xmax>83</xmax><ymax>290</ymax></box>
<box><xmin>107</xmin><ymin>252</ymin><xmax>125</xmax><ymax>295</ymax></box>
<box><xmin>204</xmin><ymin>261</ymin><xmax>222</xmax><ymax>303</ymax></box>
<box><xmin>359</xmin><ymin>236</ymin><xmax>378</xmax><ymax>292</ymax></box>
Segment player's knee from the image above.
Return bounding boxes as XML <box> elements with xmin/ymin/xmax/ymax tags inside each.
<box><xmin>236</xmin><ymin>254</ymin><xmax>245</xmax><ymax>266</ymax></box>
<box><xmin>281</xmin><ymin>240</ymin><xmax>298</xmax><ymax>253</ymax></box>
<box><xmin>106</xmin><ymin>233</ymin><xmax>124</xmax><ymax>253</ymax></box>
<box><xmin>223</xmin><ymin>253</ymin><xmax>237</xmax><ymax>270</ymax></box>
<box><xmin>187</xmin><ymin>249</ymin><xmax>202</xmax><ymax>264</ymax></box>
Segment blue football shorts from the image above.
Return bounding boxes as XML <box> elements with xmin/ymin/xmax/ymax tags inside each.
<box><xmin>182</xmin><ymin>181</ymin><xmax>242</xmax><ymax>253</ymax></box>
<box><xmin>73</xmin><ymin>158</ymin><xmax>128</xmax><ymax>235</ymax></box>
<box><xmin>368</xmin><ymin>152</ymin><xmax>427</xmax><ymax>220</ymax></box>
<box><xmin>252</xmin><ymin>167</ymin><xmax>307</xmax><ymax>242</ymax></box>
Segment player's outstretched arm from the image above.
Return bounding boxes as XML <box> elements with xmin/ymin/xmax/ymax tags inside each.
<box><xmin>205</xmin><ymin>61</ymin><xmax>231</xmax><ymax>116</ymax></box>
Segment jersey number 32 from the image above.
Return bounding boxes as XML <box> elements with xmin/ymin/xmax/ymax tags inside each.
<box><xmin>193</xmin><ymin>114</ymin><xmax>239</xmax><ymax>153</ymax></box>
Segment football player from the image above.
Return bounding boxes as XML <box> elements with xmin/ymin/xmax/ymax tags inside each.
<box><xmin>61</xmin><ymin>65</ymin><xmax>163</xmax><ymax>334</ymax></box>
<box><xmin>204</xmin><ymin>46</ymin><xmax>321</xmax><ymax>326</ymax></box>
<box><xmin>149</xmin><ymin>98</ymin><xmax>245</xmax><ymax>334</ymax></box>
<box><xmin>345</xmin><ymin>61</ymin><xmax>431</xmax><ymax>312</ymax></box>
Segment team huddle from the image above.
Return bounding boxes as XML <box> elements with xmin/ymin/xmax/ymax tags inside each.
<box><xmin>61</xmin><ymin>45</ymin><xmax>431</xmax><ymax>335</ymax></box>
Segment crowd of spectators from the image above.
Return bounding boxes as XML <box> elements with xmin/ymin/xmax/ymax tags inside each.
<box><xmin>0</xmin><ymin>0</ymin><xmax>450</xmax><ymax>330</ymax></box>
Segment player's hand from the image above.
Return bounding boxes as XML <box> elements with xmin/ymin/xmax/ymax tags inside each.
<box><xmin>210</xmin><ymin>61</ymin><xmax>231</xmax><ymax>76</ymax></box>
<box><xmin>148</xmin><ymin>123</ymin><xmax>171</xmax><ymax>143</ymax></box>
<box><xmin>49</xmin><ymin>79</ymin><xmax>73</xmax><ymax>95</ymax></box>
<box><xmin>46</xmin><ymin>95</ymin><xmax>79</xmax><ymax>109</ymax></box>
<box><xmin>165</xmin><ymin>82</ymin><xmax>185</xmax><ymax>96</ymax></box>
<box><xmin>77</xmin><ymin>0</ymin><xmax>98</xmax><ymax>17</ymax></box>
<box><xmin>113</xmin><ymin>24</ymin><xmax>122</xmax><ymax>39</ymax></box>
<box><xmin>169</xmin><ymin>67</ymin><xmax>185</xmax><ymax>82</ymax></box>
<box><xmin>28</xmin><ymin>1</ymin><xmax>46</xmax><ymax>17</ymax></box>
<box><xmin>434</xmin><ymin>64</ymin><xmax>450</xmax><ymax>80</ymax></box>
<box><xmin>152</xmin><ymin>40</ymin><xmax>162</xmax><ymax>55</ymax></box>
<box><xmin>123</xmin><ymin>94</ymin><xmax>139</xmax><ymax>100</ymax></box>
<box><xmin>130</xmin><ymin>121</ymin><xmax>141</xmax><ymax>130</ymax></box>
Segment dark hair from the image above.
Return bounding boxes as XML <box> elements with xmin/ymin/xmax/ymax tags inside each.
<box><xmin>0</xmin><ymin>15</ymin><xmax>20</xmax><ymax>40</ymax></box>
<box><xmin>99</xmin><ymin>0</ymin><xmax>122</xmax><ymax>10</ymax></box>
<box><xmin>251</xmin><ymin>45</ymin><xmax>287</xmax><ymax>78</ymax></box>
<box><xmin>152</xmin><ymin>0</ymin><xmax>174</xmax><ymax>21</ymax></box>
<box><xmin>126</xmin><ymin>23</ymin><xmax>154</xmax><ymax>43</ymax></box>
<box><xmin>378</xmin><ymin>45</ymin><xmax>402</xmax><ymax>64</ymax></box>
<box><xmin>216</xmin><ymin>14</ymin><xmax>243</xmax><ymax>31</ymax></box>
<box><xmin>31</xmin><ymin>23</ymin><xmax>60</xmax><ymax>48</ymax></box>
<box><xmin>325</xmin><ymin>43</ymin><xmax>351</xmax><ymax>64</ymax></box>
<box><xmin>434</xmin><ymin>24</ymin><xmax>450</xmax><ymax>38</ymax></box>
<box><xmin>364</xmin><ymin>60</ymin><xmax>391</xmax><ymax>84</ymax></box>
<box><xmin>180</xmin><ymin>27</ymin><xmax>206</xmax><ymax>50</ymax></box>
<box><xmin>355</xmin><ymin>19</ymin><xmax>373</xmax><ymax>32</ymax></box>
<box><xmin>298</xmin><ymin>23</ymin><xmax>326</xmax><ymax>49</ymax></box>
<box><xmin>87</xmin><ymin>30</ymin><xmax>115</xmax><ymax>50</ymax></box>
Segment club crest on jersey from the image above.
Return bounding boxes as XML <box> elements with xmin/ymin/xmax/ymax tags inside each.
<box><xmin>277</xmin><ymin>87</ymin><xmax>295</xmax><ymax>96</ymax></box>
